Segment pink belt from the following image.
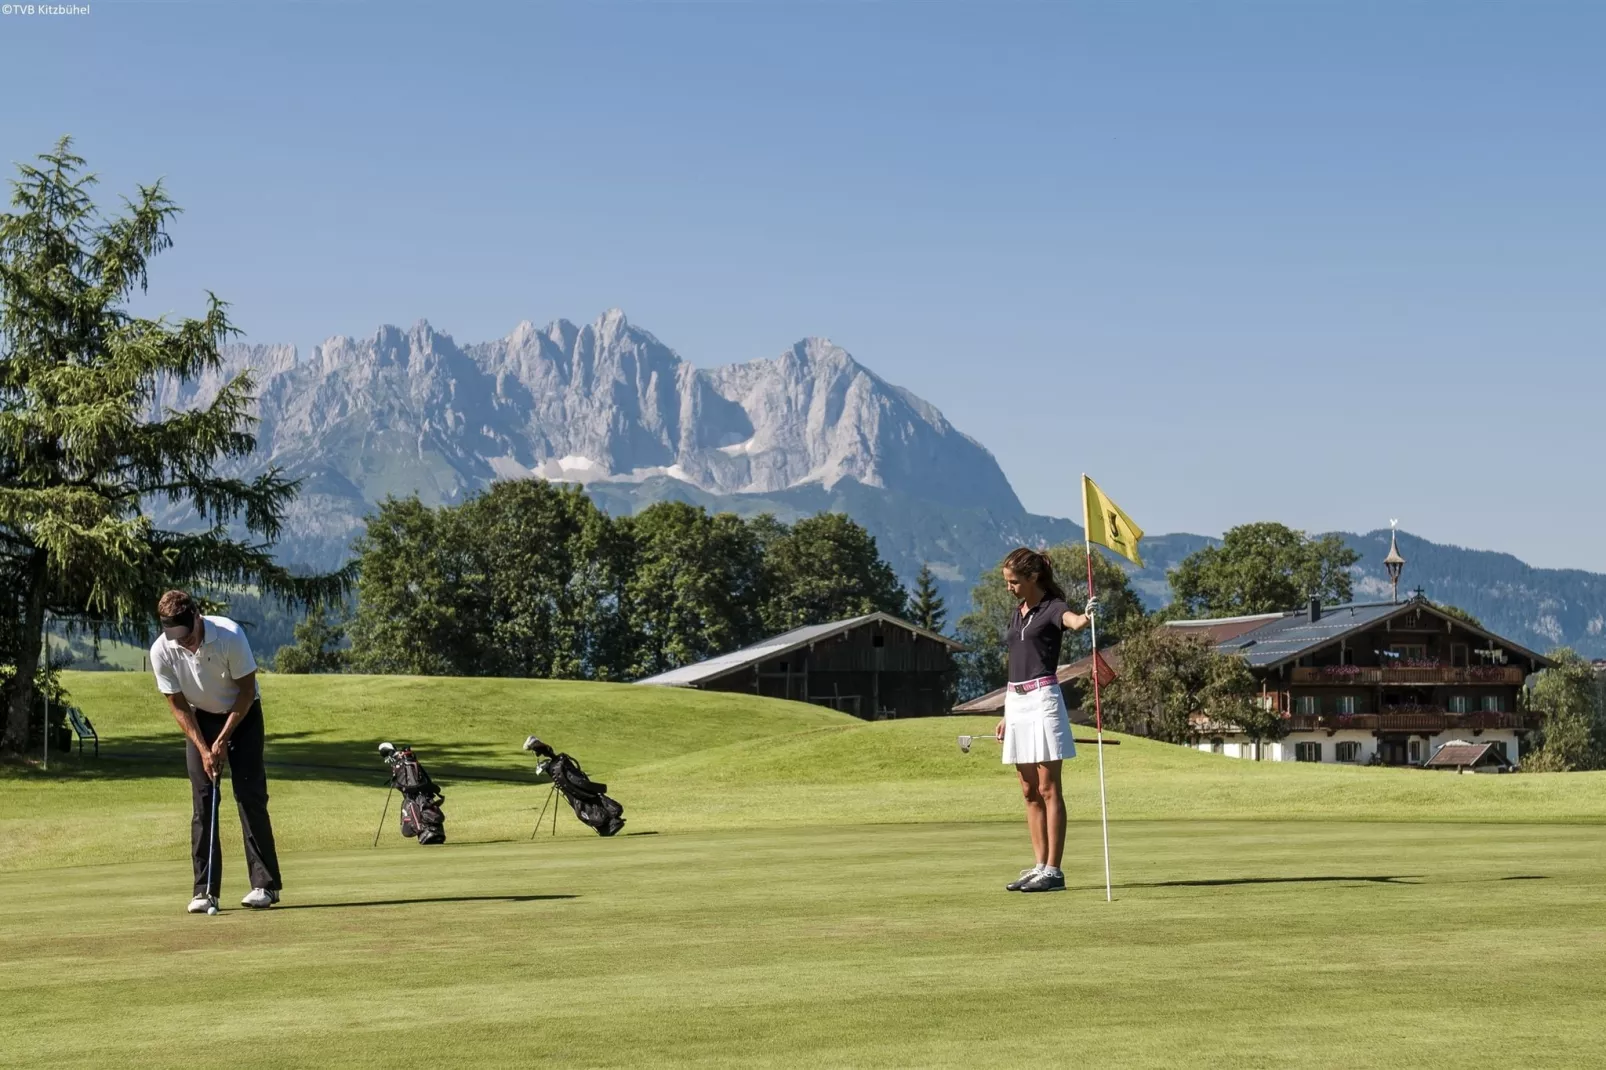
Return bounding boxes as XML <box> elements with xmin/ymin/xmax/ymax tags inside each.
<box><xmin>1009</xmin><ymin>676</ymin><xmax>1058</xmax><ymax>695</ymax></box>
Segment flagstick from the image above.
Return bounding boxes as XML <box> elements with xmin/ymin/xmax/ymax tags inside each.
<box><xmin>1083</xmin><ymin>483</ymin><xmax>1113</xmax><ymax>903</ymax></box>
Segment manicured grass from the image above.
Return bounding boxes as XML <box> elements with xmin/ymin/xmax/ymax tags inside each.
<box><xmin>6</xmin><ymin>673</ymin><xmax>1604</xmax><ymax>873</ymax></box>
<box><xmin>4</xmin><ymin>672</ymin><xmax>1605</xmax><ymax>1067</ymax></box>
<box><xmin>2</xmin><ymin>822</ymin><xmax>1603</xmax><ymax>1069</ymax></box>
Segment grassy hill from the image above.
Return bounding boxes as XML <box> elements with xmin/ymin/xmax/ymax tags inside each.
<box><xmin>7</xmin><ymin>671</ymin><xmax>1606</xmax><ymax>873</ymax></box>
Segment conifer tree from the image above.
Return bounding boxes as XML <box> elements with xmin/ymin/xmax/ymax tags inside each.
<box><xmin>0</xmin><ymin>139</ymin><xmax>343</xmax><ymax>751</ymax></box>
<box><xmin>910</xmin><ymin>563</ymin><xmax>947</xmax><ymax>633</ymax></box>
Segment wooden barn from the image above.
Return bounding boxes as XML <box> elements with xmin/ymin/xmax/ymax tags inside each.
<box><xmin>634</xmin><ymin>613</ymin><xmax>964</xmax><ymax>719</ymax></box>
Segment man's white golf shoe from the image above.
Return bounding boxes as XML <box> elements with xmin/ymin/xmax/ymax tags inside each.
<box><xmin>241</xmin><ymin>888</ymin><xmax>280</xmax><ymax>909</ymax></box>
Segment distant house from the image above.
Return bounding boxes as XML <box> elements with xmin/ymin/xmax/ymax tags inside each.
<box><xmin>1189</xmin><ymin>592</ymin><xmax>1551</xmax><ymax>766</ymax></box>
<box><xmin>634</xmin><ymin>613</ymin><xmax>964</xmax><ymax>719</ymax></box>
<box><xmin>1423</xmin><ymin>739</ymin><xmax>1517</xmax><ymax>774</ymax></box>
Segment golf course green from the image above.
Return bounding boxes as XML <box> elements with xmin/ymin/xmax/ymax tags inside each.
<box><xmin>3</xmin><ymin>672</ymin><xmax>1604</xmax><ymax>1068</ymax></box>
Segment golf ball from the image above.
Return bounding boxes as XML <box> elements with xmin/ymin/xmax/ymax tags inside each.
<box><xmin>206</xmin><ymin>906</ymin><xmax>218</xmax><ymax>915</ymax></box>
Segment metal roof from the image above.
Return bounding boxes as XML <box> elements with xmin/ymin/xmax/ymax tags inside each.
<box><xmin>1203</xmin><ymin>599</ymin><xmax>1553</xmax><ymax>671</ymax></box>
<box><xmin>1210</xmin><ymin>602</ymin><xmax>1404</xmax><ymax>668</ymax></box>
<box><xmin>634</xmin><ymin>612</ymin><xmax>964</xmax><ymax>688</ymax></box>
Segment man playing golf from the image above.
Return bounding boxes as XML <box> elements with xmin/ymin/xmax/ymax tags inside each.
<box><xmin>994</xmin><ymin>549</ymin><xmax>1094</xmax><ymax>893</ymax></box>
<box><xmin>150</xmin><ymin>590</ymin><xmax>283</xmax><ymax>913</ymax></box>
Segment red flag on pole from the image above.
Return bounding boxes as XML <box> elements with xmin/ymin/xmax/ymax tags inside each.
<box><xmin>1090</xmin><ymin>648</ymin><xmax>1118</xmax><ymax>688</ymax></box>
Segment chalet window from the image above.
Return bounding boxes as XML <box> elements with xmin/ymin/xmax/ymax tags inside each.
<box><xmin>1448</xmin><ymin>695</ymin><xmax>1470</xmax><ymax>713</ymax></box>
<box><xmin>1336</xmin><ymin>741</ymin><xmax>1360</xmax><ymax>762</ymax></box>
<box><xmin>1335</xmin><ymin>695</ymin><xmax>1357</xmax><ymax>715</ymax></box>
<box><xmin>1210</xmin><ymin>738</ymin><xmax>1224</xmax><ymax>754</ymax></box>
<box><xmin>1480</xmin><ymin>695</ymin><xmax>1501</xmax><ymax>712</ymax></box>
<box><xmin>1408</xmin><ymin>740</ymin><xmax>1424</xmax><ymax>764</ymax></box>
<box><xmin>872</xmin><ymin>635</ymin><xmax>885</xmax><ymax>648</ymax></box>
<box><xmin>1391</xmin><ymin>644</ymin><xmax>1427</xmax><ymax>661</ymax></box>
<box><xmin>1491</xmin><ymin>740</ymin><xmax>1509</xmax><ymax>762</ymax></box>
<box><xmin>1295</xmin><ymin>742</ymin><xmax>1322</xmax><ymax>762</ymax></box>
<box><xmin>1451</xmin><ymin>644</ymin><xmax>1469</xmax><ymax>668</ymax></box>
<box><xmin>1295</xmin><ymin>695</ymin><xmax>1318</xmax><ymax>716</ymax></box>
<box><xmin>1341</xmin><ymin>647</ymin><xmax>1355</xmax><ymax>666</ymax></box>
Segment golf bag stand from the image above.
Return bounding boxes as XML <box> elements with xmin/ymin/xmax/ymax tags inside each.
<box><xmin>376</xmin><ymin>742</ymin><xmax>447</xmax><ymax>845</ymax></box>
<box><xmin>531</xmin><ymin>780</ymin><xmax>561</xmax><ymax>840</ymax></box>
<box><xmin>523</xmin><ymin>736</ymin><xmax>625</xmax><ymax>838</ymax></box>
<box><xmin>372</xmin><ymin>783</ymin><xmax>395</xmax><ymax>847</ymax></box>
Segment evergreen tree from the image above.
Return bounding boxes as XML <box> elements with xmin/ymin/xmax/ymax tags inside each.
<box><xmin>0</xmin><ymin>139</ymin><xmax>341</xmax><ymax>751</ymax></box>
<box><xmin>909</xmin><ymin>563</ymin><xmax>947</xmax><ymax>633</ymax></box>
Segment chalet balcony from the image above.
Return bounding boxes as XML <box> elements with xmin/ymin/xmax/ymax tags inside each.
<box><xmin>1287</xmin><ymin>710</ymin><xmax>1540</xmax><ymax>733</ymax></box>
<box><xmin>1289</xmin><ymin>666</ymin><xmax>1526</xmax><ymax>686</ymax></box>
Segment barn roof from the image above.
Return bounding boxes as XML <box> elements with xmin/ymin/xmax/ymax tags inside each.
<box><xmin>1205</xmin><ymin>599</ymin><xmax>1553</xmax><ymax>672</ymax></box>
<box><xmin>634</xmin><ymin>612</ymin><xmax>964</xmax><ymax>688</ymax></box>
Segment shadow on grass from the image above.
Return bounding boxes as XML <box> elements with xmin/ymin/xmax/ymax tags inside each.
<box><xmin>1122</xmin><ymin>875</ymin><xmax>1423</xmax><ymax>888</ymax></box>
<box><xmin>14</xmin><ymin>730</ymin><xmax>552</xmax><ymax>788</ymax></box>
<box><xmin>275</xmin><ymin>894</ymin><xmax>577</xmax><ymax>911</ymax></box>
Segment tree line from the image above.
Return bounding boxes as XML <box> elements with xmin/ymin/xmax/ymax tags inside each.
<box><xmin>276</xmin><ymin>483</ymin><xmax>909</xmax><ymax>680</ymax></box>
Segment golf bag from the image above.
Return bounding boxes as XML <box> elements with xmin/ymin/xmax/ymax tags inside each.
<box><xmin>526</xmin><ymin>737</ymin><xmax>624</xmax><ymax>836</ymax></box>
<box><xmin>388</xmin><ymin>745</ymin><xmax>447</xmax><ymax>845</ymax></box>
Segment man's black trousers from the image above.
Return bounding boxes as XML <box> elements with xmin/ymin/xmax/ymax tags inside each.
<box><xmin>186</xmin><ymin>702</ymin><xmax>282</xmax><ymax>897</ymax></box>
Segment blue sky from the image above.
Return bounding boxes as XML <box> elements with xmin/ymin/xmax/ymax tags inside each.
<box><xmin>5</xmin><ymin>2</ymin><xmax>1603</xmax><ymax>569</ymax></box>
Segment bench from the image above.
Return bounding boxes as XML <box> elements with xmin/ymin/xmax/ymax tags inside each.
<box><xmin>66</xmin><ymin>706</ymin><xmax>98</xmax><ymax>757</ymax></box>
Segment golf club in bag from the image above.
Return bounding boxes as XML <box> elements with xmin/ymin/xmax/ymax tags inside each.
<box><xmin>523</xmin><ymin>736</ymin><xmax>625</xmax><ymax>837</ymax></box>
<box><xmin>373</xmin><ymin>742</ymin><xmax>447</xmax><ymax>845</ymax></box>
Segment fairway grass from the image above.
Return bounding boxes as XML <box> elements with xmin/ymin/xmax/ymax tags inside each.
<box><xmin>5</xmin><ymin>673</ymin><xmax>1606</xmax><ymax>873</ymax></box>
<box><xmin>3</xmin><ymin>822</ymin><xmax>1604</xmax><ymax>1069</ymax></box>
<box><xmin>4</xmin><ymin>672</ymin><xmax>1606</xmax><ymax>1067</ymax></box>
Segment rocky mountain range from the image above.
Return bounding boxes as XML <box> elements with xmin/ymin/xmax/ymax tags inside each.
<box><xmin>157</xmin><ymin>310</ymin><xmax>1606</xmax><ymax>657</ymax></box>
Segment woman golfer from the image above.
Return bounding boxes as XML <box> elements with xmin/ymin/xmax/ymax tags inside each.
<box><xmin>994</xmin><ymin>548</ymin><xmax>1094</xmax><ymax>893</ymax></box>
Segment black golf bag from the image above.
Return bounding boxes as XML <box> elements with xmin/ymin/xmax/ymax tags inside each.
<box><xmin>389</xmin><ymin>746</ymin><xmax>447</xmax><ymax>845</ymax></box>
<box><xmin>526</xmin><ymin>738</ymin><xmax>624</xmax><ymax>836</ymax></box>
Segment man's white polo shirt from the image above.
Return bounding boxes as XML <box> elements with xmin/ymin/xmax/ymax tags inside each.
<box><xmin>150</xmin><ymin>615</ymin><xmax>260</xmax><ymax>714</ymax></box>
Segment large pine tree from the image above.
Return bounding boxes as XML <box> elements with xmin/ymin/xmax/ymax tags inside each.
<box><xmin>0</xmin><ymin>139</ymin><xmax>342</xmax><ymax>752</ymax></box>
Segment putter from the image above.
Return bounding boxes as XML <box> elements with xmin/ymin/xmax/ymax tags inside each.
<box><xmin>203</xmin><ymin>771</ymin><xmax>221</xmax><ymax>914</ymax></box>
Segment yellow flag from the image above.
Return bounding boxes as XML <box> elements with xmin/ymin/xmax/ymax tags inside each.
<box><xmin>1082</xmin><ymin>474</ymin><xmax>1145</xmax><ymax>566</ymax></box>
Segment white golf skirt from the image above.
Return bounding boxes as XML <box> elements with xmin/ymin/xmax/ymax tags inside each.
<box><xmin>1002</xmin><ymin>683</ymin><xmax>1076</xmax><ymax>765</ymax></box>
